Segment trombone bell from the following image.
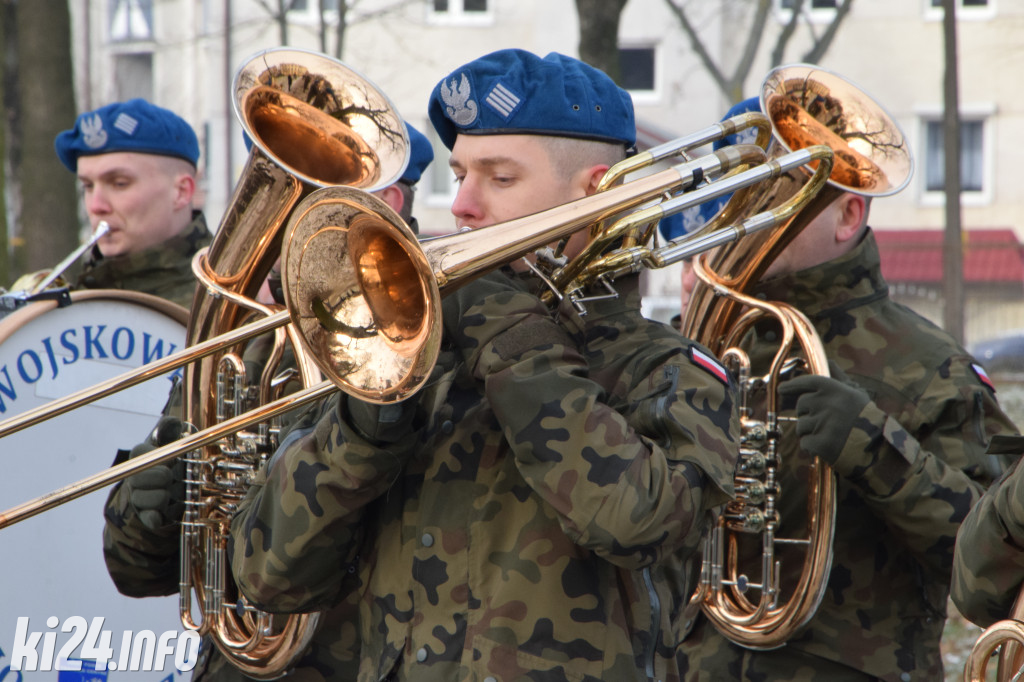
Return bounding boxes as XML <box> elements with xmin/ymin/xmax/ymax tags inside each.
<box><xmin>282</xmin><ymin>188</ymin><xmax>441</xmax><ymax>404</ymax></box>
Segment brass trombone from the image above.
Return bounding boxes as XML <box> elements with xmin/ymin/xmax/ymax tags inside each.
<box><xmin>0</xmin><ymin>143</ymin><xmax>837</xmax><ymax>522</ymax></box>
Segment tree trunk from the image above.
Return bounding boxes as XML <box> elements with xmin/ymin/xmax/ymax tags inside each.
<box><xmin>575</xmin><ymin>0</ymin><xmax>628</xmax><ymax>84</ymax></box>
<box><xmin>0</xmin><ymin>0</ymin><xmax>14</xmax><ymax>285</ymax></box>
<box><xmin>7</xmin><ymin>0</ymin><xmax>80</xmax><ymax>278</ymax></box>
<box><xmin>335</xmin><ymin>0</ymin><xmax>350</xmax><ymax>59</ymax></box>
<box><xmin>942</xmin><ymin>0</ymin><xmax>964</xmax><ymax>344</ymax></box>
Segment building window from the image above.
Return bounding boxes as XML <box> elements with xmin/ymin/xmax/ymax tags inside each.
<box><xmin>114</xmin><ymin>52</ymin><xmax>154</xmax><ymax>101</ymax></box>
<box><xmin>287</xmin><ymin>0</ymin><xmax>339</xmax><ymax>22</ymax></box>
<box><xmin>434</xmin><ymin>0</ymin><xmax>488</xmax><ymax>12</ymax></box>
<box><xmin>925</xmin><ymin>0</ymin><xmax>994</xmax><ymax>21</ymax></box>
<box><xmin>424</xmin><ymin>125</ymin><xmax>456</xmax><ymax>208</ymax></box>
<box><xmin>109</xmin><ymin>0</ymin><xmax>153</xmax><ymax>42</ymax></box>
<box><xmin>620</xmin><ymin>47</ymin><xmax>655</xmax><ymax>92</ymax></box>
<box><xmin>776</xmin><ymin>0</ymin><xmax>839</xmax><ymax>21</ymax></box>
<box><xmin>428</xmin><ymin>0</ymin><xmax>491</xmax><ymax>25</ymax></box>
<box><xmin>924</xmin><ymin>118</ymin><xmax>985</xmax><ymax>194</ymax></box>
<box><xmin>289</xmin><ymin>0</ymin><xmax>340</xmax><ymax>11</ymax></box>
<box><xmin>780</xmin><ymin>0</ymin><xmax>837</xmax><ymax>8</ymax></box>
<box><xmin>930</xmin><ymin>0</ymin><xmax>989</xmax><ymax>7</ymax></box>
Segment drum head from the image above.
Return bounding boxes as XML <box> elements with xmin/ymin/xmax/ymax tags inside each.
<box><xmin>0</xmin><ymin>290</ymin><xmax>194</xmax><ymax>679</ymax></box>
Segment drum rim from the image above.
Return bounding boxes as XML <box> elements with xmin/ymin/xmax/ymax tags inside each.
<box><xmin>0</xmin><ymin>289</ymin><xmax>188</xmax><ymax>346</ymax></box>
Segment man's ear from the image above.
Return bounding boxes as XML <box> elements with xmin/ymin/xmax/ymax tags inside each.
<box><xmin>835</xmin><ymin>193</ymin><xmax>867</xmax><ymax>243</ymax></box>
<box><xmin>582</xmin><ymin>165</ymin><xmax>610</xmax><ymax>197</ymax></box>
<box><xmin>376</xmin><ymin>184</ymin><xmax>405</xmax><ymax>216</ymax></box>
<box><xmin>174</xmin><ymin>173</ymin><xmax>196</xmax><ymax>209</ymax></box>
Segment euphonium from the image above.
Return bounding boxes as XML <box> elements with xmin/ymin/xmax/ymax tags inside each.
<box><xmin>681</xmin><ymin>64</ymin><xmax>913</xmax><ymax>650</ymax></box>
<box><xmin>178</xmin><ymin>47</ymin><xmax>408</xmax><ymax>678</ymax></box>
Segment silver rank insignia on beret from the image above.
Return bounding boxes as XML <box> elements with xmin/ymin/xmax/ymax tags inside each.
<box><xmin>113</xmin><ymin>112</ymin><xmax>139</xmax><ymax>136</ymax></box>
<box><xmin>81</xmin><ymin>113</ymin><xmax>108</xmax><ymax>149</ymax></box>
<box><xmin>441</xmin><ymin>73</ymin><xmax>478</xmax><ymax>126</ymax></box>
<box><xmin>484</xmin><ymin>83</ymin><xmax>520</xmax><ymax>120</ymax></box>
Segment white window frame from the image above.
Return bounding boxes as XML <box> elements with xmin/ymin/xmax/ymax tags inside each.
<box><xmin>426</xmin><ymin>0</ymin><xmax>494</xmax><ymax>27</ymax></box>
<box><xmin>775</xmin><ymin>0</ymin><xmax>839</xmax><ymax>24</ymax></box>
<box><xmin>915</xmin><ymin>103</ymin><xmax>996</xmax><ymax>207</ymax></box>
<box><xmin>619</xmin><ymin>44</ymin><xmax>660</xmax><ymax>105</ymax></box>
<box><xmin>285</xmin><ymin>0</ymin><xmax>340</xmax><ymax>25</ymax></box>
<box><xmin>923</xmin><ymin>0</ymin><xmax>995</xmax><ymax>22</ymax></box>
<box><xmin>109</xmin><ymin>0</ymin><xmax>154</xmax><ymax>43</ymax></box>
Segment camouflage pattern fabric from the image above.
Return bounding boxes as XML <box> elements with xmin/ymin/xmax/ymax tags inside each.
<box><xmin>74</xmin><ymin>210</ymin><xmax>212</xmax><ymax>309</ymax></box>
<box><xmin>229</xmin><ymin>270</ymin><xmax>740</xmax><ymax>682</ymax></box>
<box><xmin>678</xmin><ymin>230</ymin><xmax>1019</xmax><ymax>682</ymax></box>
<box><xmin>103</xmin><ymin>332</ymin><xmax>360</xmax><ymax>681</ymax></box>
<box><xmin>951</xmin><ymin>434</ymin><xmax>1024</xmax><ymax>627</ymax></box>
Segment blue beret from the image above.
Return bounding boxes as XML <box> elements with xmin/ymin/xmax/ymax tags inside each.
<box><xmin>428</xmin><ymin>49</ymin><xmax>635</xmax><ymax>150</ymax></box>
<box><xmin>401</xmin><ymin>122</ymin><xmax>434</xmax><ymax>185</ymax></box>
<box><xmin>712</xmin><ymin>97</ymin><xmax>762</xmax><ymax>151</ymax></box>
<box><xmin>55</xmin><ymin>98</ymin><xmax>200</xmax><ymax>172</ymax></box>
<box><xmin>658</xmin><ymin>206</ymin><xmax>725</xmax><ymax>242</ymax></box>
<box><xmin>681</xmin><ymin>97</ymin><xmax>765</xmax><ymax>231</ymax></box>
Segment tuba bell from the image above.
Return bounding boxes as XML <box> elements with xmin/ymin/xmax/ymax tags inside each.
<box><xmin>178</xmin><ymin>47</ymin><xmax>408</xmax><ymax>678</ymax></box>
<box><xmin>681</xmin><ymin>63</ymin><xmax>912</xmax><ymax>649</ymax></box>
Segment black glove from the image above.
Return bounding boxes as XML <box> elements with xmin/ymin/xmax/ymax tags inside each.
<box><xmin>343</xmin><ymin>349</ymin><xmax>458</xmax><ymax>443</ymax></box>
<box><xmin>441</xmin><ymin>270</ymin><xmax>571</xmax><ymax>378</ymax></box>
<box><xmin>122</xmin><ymin>416</ymin><xmax>187</xmax><ymax>531</ymax></box>
<box><xmin>777</xmin><ymin>363</ymin><xmax>871</xmax><ymax>465</ymax></box>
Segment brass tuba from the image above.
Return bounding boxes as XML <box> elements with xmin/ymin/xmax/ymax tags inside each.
<box><xmin>177</xmin><ymin>47</ymin><xmax>408</xmax><ymax>677</ymax></box>
<box><xmin>681</xmin><ymin>64</ymin><xmax>913</xmax><ymax>649</ymax></box>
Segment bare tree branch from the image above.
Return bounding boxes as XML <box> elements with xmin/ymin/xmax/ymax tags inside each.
<box><xmin>662</xmin><ymin>0</ymin><xmax>773</xmax><ymax>103</ymax></box>
<box><xmin>771</xmin><ymin>0</ymin><xmax>806</xmax><ymax>65</ymax></box>
<box><xmin>802</xmin><ymin>0</ymin><xmax>853</xmax><ymax>63</ymax></box>
<box><xmin>732</xmin><ymin>0</ymin><xmax>773</xmax><ymax>99</ymax></box>
<box><xmin>253</xmin><ymin>0</ymin><xmax>303</xmax><ymax>45</ymax></box>
<box><xmin>661</xmin><ymin>0</ymin><xmax>731</xmax><ymax>96</ymax></box>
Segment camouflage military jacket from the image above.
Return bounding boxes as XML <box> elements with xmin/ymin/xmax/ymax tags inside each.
<box><xmin>74</xmin><ymin>210</ymin><xmax>212</xmax><ymax>309</ymax></box>
<box><xmin>679</xmin><ymin>230</ymin><xmax>1018</xmax><ymax>682</ymax></box>
<box><xmin>103</xmin><ymin>333</ymin><xmax>357</xmax><ymax>681</ymax></box>
<box><xmin>951</xmin><ymin>435</ymin><xmax>1024</xmax><ymax>627</ymax></box>
<box><xmin>230</xmin><ymin>272</ymin><xmax>741</xmax><ymax>682</ymax></box>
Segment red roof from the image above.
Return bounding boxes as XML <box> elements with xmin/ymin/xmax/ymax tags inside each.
<box><xmin>874</xmin><ymin>228</ymin><xmax>1024</xmax><ymax>284</ymax></box>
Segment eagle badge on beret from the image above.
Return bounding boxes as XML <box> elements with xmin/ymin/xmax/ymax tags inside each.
<box><xmin>81</xmin><ymin>114</ymin><xmax>108</xmax><ymax>150</ymax></box>
<box><xmin>441</xmin><ymin>73</ymin><xmax>478</xmax><ymax>126</ymax></box>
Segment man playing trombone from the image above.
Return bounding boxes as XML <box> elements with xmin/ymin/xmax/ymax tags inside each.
<box><xmin>101</xmin><ymin>121</ymin><xmax>437</xmax><ymax>681</ymax></box>
<box><xmin>229</xmin><ymin>48</ymin><xmax>742</xmax><ymax>682</ymax></box>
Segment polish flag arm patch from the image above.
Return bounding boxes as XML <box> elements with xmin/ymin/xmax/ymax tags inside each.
<box><xmin>971</xmin><ymin>363</ymin><xmax>996</xmax><ymax>392</ymax></box>
<box><xmin>689</xmin><ymin>345</ymin><xmax>730</xmax><ymax>385</ymax></box>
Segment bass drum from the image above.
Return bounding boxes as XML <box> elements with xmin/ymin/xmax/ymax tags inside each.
<box><xmin>0</xmin><ymin>290</ymin><xmax>192</xmax><ymax>680</ymax></box>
